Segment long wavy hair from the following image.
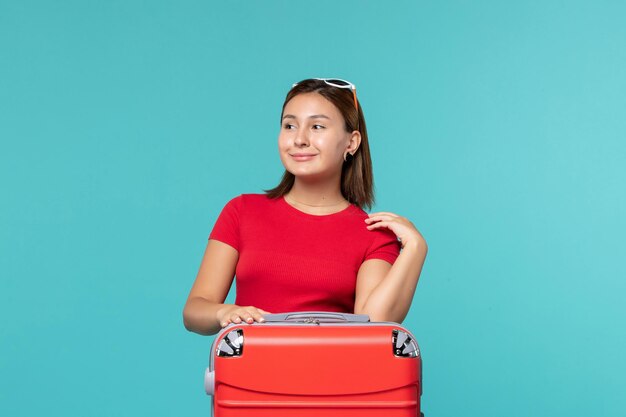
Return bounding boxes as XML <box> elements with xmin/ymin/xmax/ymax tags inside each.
<box><xmin>265</xmin><ymin>79</ymin><xmax>374</xmax><ymax>210</ymax></box>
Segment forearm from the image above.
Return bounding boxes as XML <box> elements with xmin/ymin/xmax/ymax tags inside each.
<box><xmin>183</xmin><ymin>297</ymin><xmax>232</xmax><ymax>336</ymax></box>
<box><xmin>359</xmin><ymin>240</ymin><xmax>427</xmax><ymax>323</ymax></box>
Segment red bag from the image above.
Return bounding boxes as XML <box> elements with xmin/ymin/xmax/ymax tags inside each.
<box><xmin>205</xmin><ymin>312</ymin><xmax>423</xmax><ymax>417</ymax></box>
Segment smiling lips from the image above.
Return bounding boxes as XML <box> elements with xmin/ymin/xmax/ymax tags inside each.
<box><xmin>290</xmin><ymin>153</ymin><xmax>318</xmax><ymax>161</ymax></box>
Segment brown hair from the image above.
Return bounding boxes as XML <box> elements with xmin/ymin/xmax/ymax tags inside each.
<box><xmin>265</xmin><ymin>79</ymin><xmax>374</xmax><ymax>210</ymax></box>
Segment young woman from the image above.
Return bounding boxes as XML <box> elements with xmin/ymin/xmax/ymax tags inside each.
<box><xmin>183</xmin><ymin>78</ymin><xmax>427</xmax><ymax>335</ymax></box>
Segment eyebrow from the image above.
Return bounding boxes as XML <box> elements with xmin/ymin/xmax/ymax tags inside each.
<box><xmin>282</xmin><ymin>114</ymin><xmax>331</xmax><ymax>120</ymax></box>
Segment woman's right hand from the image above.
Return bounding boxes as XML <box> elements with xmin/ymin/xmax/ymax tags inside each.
<box><xmin>216</xmin><ymin>305</ymin><xmax>271</xmax><ymax>328</ymax></box>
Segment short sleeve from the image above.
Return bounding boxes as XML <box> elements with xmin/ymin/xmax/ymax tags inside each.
<box><xmin>364</xmin><ymin>228</ymin><xmax>401</xmax><ymax>265</ymax></box>
<box><xmin>208</xmin><ymin>196</ymin><xmax>242</xmax><ymax>251</ymax></box>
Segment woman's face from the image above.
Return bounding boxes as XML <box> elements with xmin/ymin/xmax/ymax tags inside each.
<box><xmin>278</xmin><ymin>92</ymin><xmax>360</xmax><ymax>181</ymax></box>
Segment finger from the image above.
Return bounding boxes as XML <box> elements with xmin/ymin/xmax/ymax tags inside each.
<box><xmin>365</xmin><ymin>215</ymin><xmax>397</xmax><ymax>224</ymax></box>
<box><xmin>366</xmin><ymin>221</ymin><xmax>392</xmax><ymax>230</ymax></box>
<box><xmin>368</xmin><ymin>213</ymin><xmax>402</xmax><ymax>220</ymax></box>
<box><xmin>240</xmin><ymin>306</ymin><xmax>260</xmax><ymax>323</ymax></box>
<box><xmin>367</xmin><ymin>215</ymin><xmax>397</xmax><ymax>221</ymax></box>
<box><xmin>230</xmin><ymin>313</ymin><xmax>243</xmax><ymax>323</ymax></box>
<box><xmin>251</xmin><ymin>311</ymin><xmax>266</xmax><ymax>323</ymax></box>
<box><xmin>220</xmin><ymin>319</ymin><xmax>231</xmax><ymax>327</ymax></box>
<box><xmin>368</xmin><ymin>212</ymin><xmax>400</xmax><ymax>218</ymax></box>
<box><xmin>239</xmin><ymin>311</ymin><xmax>255</xmax><ymax>323</ymax></box>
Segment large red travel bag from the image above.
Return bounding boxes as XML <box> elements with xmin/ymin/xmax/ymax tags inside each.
<box><xmin>204</xmin><ymin>311</ymin><xmax>423</xmax><ymax>417</ymax></box>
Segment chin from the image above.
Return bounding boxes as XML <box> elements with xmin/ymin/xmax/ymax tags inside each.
<box><xmin>287</xmin><ymin>168</ymin><xmax>319</xmax><ymax>178</ymax></box>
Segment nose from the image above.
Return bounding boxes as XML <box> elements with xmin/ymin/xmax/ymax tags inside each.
<box><xmin>294</xmin><ymin>129</ymin><xmax>309</xmax><ymax>148</ymax></box>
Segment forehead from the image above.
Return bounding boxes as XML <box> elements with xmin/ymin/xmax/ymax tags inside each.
<box><xmin>283</xmin><ymin>92</ymin><xmax>343</xmax><ymax>119</ymax></box>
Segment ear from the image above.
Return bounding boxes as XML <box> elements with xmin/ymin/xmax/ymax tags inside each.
<box><xmin>347</xmin><ymin>130</ymin><xmax>362</xmax><ymax>154</ymax></box>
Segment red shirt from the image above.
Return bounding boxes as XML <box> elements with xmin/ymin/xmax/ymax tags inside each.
<box><xmin>209</xmin><ymin>194</ymin><xmax>400</xmax><ymax>313</ymax></box>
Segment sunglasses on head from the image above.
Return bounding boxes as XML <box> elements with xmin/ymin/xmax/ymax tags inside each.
<box><xmin>292</xmin><ymin>78</ymin><xmax>359</xmax><ymax>111</ymax></box>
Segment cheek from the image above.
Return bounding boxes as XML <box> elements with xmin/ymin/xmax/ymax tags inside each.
<box><xmin>315</xmin><ymin>136</ymin><xmax>345</xmax><ymax>156</ymax></box>
<box><xmin>277</xmin><ymin>133</ymin><xmax>289</xmax><ymax>152</ymax></box>
<box><xmin>277</xmin><ymin>135</ymin><xmax>291</xmax><ymax>167</ymax></box>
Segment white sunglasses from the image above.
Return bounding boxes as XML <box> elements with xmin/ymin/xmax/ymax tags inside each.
<box><xmin>292</xmin><ymin>78</ymin><xmax>358</xmax><ymax>110</ymax></box>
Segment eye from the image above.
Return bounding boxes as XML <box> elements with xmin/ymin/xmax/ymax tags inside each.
<box><xmin>283</xmin><ymin>123</ymin><xmax>296</xmax><ymax>130</ymax></box>
<box><xmin>312</xmin><ymin>124</ymin><xmax>325</xmax><ymax>130</ymax></box>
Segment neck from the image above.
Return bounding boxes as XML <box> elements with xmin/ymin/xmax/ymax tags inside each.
<box><xmin>288</xmin><ymin>177</ymin><xmax>345</xmax><ymax>207</ymax></box>
<box><xmin>283</xmin><ymin>176</ymin><xmax>349</xmax><ymax>215</ymax></box>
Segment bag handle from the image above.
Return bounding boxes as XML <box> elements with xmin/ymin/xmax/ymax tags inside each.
<box><xmin>262</xmin><ymin>311</ymin><xmax>370</xmax><ymax>323</ymax></box>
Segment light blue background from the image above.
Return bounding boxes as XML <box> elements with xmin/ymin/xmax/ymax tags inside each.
<box><xmin>1</xmin><ymin>1</ymin><xmax>624</xmax><ymax>416</ymax></box>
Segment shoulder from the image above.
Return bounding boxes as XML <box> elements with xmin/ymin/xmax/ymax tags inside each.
<box><xmin>221</xmin><ymin>193</ymin><xmax>272</xmax><ymax>205</ymax></box>
<box><xmin>339</xmin><ymin>204</ymin><xmax>371</xmax><ymax>225</ymax></box>
<box><xmin>350</xmin><ymin>205</ymin><xmax>369</xmax><ymax>219</ymax></box>
<box><xmin>220</xmin><ymin>193</ymin><xmax>282</xmax><ymax>214</ymax></box>
<box><xmin>238</xmin><ymin>193</ymin><xmax>281</xmax><ymax>208</ymax></box>
<box><xmin>346</xmin><ymin>206</ymin><xmax>399</xmax><ymax>244</ymax></box>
